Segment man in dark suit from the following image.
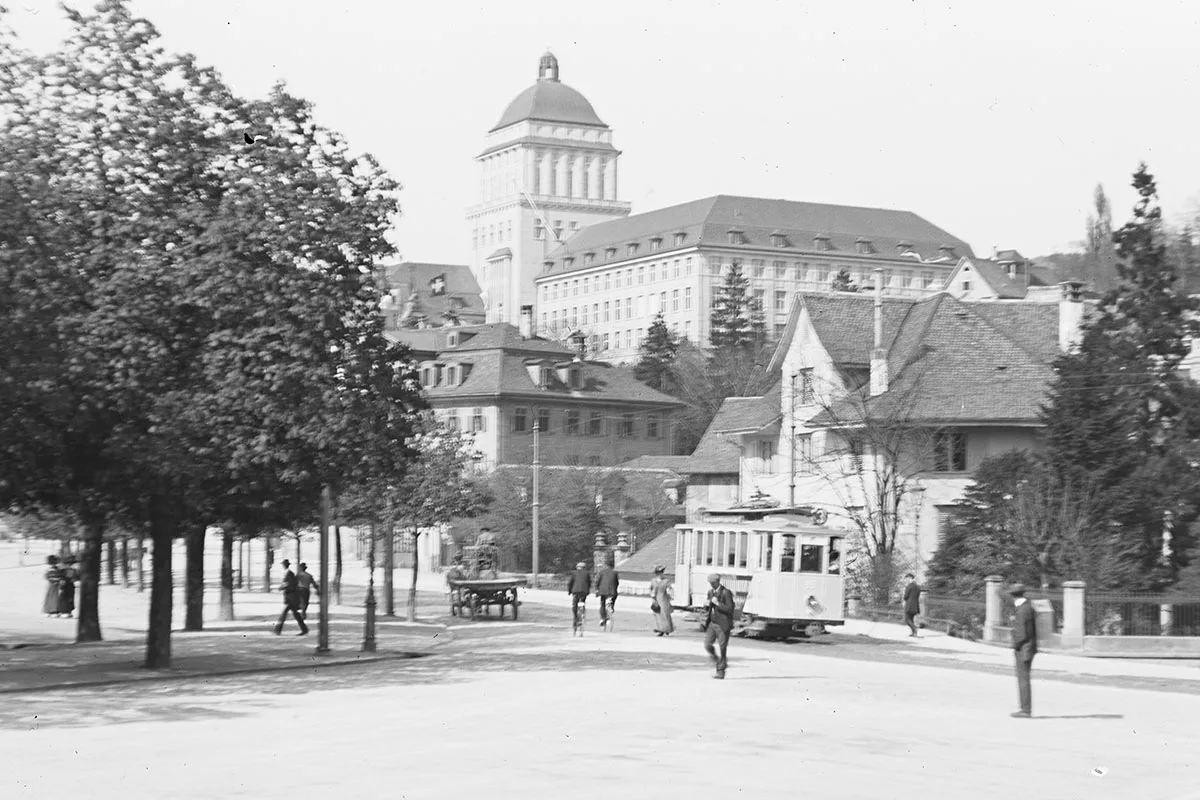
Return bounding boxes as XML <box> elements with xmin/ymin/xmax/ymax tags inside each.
<box><xmin>903</xmin><ymin>573</ymin><xmax>922</xmax><ymax>637</ymax></box>
<box><xmin>595</xmin><ymin>558</ymin><xmax>619</xmax><ymax>631</ymax></box>
<box><xmin>702</xmin><ymin>573</ymin><xmax>736</xmax><ymax>679</ymax></box>
<box><xmin>567</xmin><ymin>561</ymin><xmax>593</xmax><ymax>626</ymax></box>
<box><xmin>1010</xmin><ymin>583</ymin><xmax>1038</xmax><ymax>718</ymax></box>
<box><xmin>274</xmin><ymin>559</ymin><xmax>309</xmax><ymax>636</ymax></box>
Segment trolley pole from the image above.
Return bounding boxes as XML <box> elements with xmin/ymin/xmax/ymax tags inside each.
<box><xmin>316</xmin><ymin>485</ymin><xmax>332</xmax><ymax>655</ymax></box>
<box><xmin>532</xmin><ymin>420</ymin><xmax>541</xmax><ymax>589</ymax></box>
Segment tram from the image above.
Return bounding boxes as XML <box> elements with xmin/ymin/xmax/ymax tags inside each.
<box><xmin>673</xmin><ymin>505</ymin><xmax>847</xmax><ymax>640</ymax></box>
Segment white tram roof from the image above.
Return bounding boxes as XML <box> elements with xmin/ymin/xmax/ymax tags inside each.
<box><xmin>680</xmin><ymin>508</ymin><xmax>847</xmax><ymax>536</ymax></box>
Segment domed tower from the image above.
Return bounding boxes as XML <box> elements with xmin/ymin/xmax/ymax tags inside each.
<box><xmin>468</xmin><ymin>51</ymin><xmax>631</xmax><ymax>326</ymax></box>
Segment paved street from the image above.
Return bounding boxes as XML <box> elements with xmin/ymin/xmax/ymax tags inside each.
<box><xmin>3</xmin><ymin>541</ymin><xmax>1200</xmax><ymax>798</ymax></box>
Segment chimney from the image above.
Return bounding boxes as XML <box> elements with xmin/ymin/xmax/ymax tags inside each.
<box><xmin>870</xmin><ymin>268</ymin><xmax>889</xmax><ymax>396</ymax></box>
<box><xmin>1058</xmin><ymin>281</ymin><xmax>1085</xmax><ymax>352</ymax></box>
<box><xmin>519</xmin><ymin>305</ymin><xmax>533</xmax><ymax>340</ymax></box>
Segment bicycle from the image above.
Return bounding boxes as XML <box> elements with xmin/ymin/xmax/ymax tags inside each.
<box><xmin>599</xmin><ymin>596</ymin><xmax>616</xmax><ymax>632</ymax></box>
<box><xmin>572</xmin><ymin>594</ymin><xmax>586</xmax><ymax>637</ymax></box>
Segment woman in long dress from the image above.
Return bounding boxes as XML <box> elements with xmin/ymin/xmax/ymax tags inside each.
<box><xmin>56</xmin><ymin>557</ymin><xmax>77</xmax><ymax>618</ymax></box>
<box><xmin>42</xmin><ymin>556</ymin><xmax>62</xmax><ymax>617</ymax></box>
<box><xmin>649</xmin><ymin>565</ymin><xmax>674</xmax><ymax>636</ymax></box>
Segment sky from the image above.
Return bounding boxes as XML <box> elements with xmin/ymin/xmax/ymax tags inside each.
<box><xmin>7</xmin><ymin>0</ymin><xmax>1200</xmax><ymax>264</ymax></box>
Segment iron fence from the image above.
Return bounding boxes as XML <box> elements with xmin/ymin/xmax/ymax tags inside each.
<box><xmin>1085</xmin><ymin>593</ymin><xmax>1200</xmax><ymax>637</ymax></box>
<box><xmin>922</xmin><ymin>594</ymin><xmax>988</xmax><ymax>640</ymax></box>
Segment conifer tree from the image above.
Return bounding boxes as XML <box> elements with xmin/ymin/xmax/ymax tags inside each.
<box><xmin>708</xmin><ymin>261</ymin><xmax>765</xmax><ymax>352</ymax></box>
<box><xmin>633</xmin><ymin>313</ymin><xmax>680</xmax><ymax>392</ymax></box>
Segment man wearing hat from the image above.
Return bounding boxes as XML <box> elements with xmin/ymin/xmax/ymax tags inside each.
<box><xmin>702</xmin><ymin>573</ymin><xmax>736</xmax><ymax>679</ymax></box>
<box><xmin>274</xmin><ymin>559</ymin><xmax>309</xmax><ymax>636</ymax></box>
<box><xmin>1010</xmin><ymin>583</ymin><xmax>1037</xmax><ymax>717</ymax></box>
<box><xmin>567</xmin><ymin>561</ymin><xmax>593</xmax><ymax>628</ymax></box>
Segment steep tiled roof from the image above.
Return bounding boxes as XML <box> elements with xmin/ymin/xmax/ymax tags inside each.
<box><xmin>679</xmin><ymin>397</ymin><xmax>754</xmax><ymax>475</ymax></box>
<box><xmin>615</xmin><ymin>529</ymin><xmax>678</xmax><ymax>577</ymax></box>
<box><xmin>615</xmin><ymin>455</ymin><xmax>691</xmax><ymax>472</ymax></box>
<box><xmin>961</xmin><ymin>258</ymin><xmax>1028</xmax><ymax>299</ymax></box>
<box><xmin>381</xmin><ymin>262</ymin><xmax>485</xmax><ymax>325</ymax></box>
<box><xmin>541</xmin><ymin>195</ymin><xmax>973</xmax><ymax>274</ymax></box>
<box><xmin>801</xmin><ymin>294</ymin><xmax>917</xmax><ymax>365</ymax></box>
<box><xmin>709</xmin><ymin>384</ymin><xmax>782</xmax><ymax>434</ymax></box>
<box><xmin>809</xmin><ymin>294</ymin><xmax>1061</xmax><ymax>426</ymax></box>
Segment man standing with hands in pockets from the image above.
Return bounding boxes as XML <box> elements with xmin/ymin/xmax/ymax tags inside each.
<box><xmin>702</xmin><ymin>573</ymin><xmax>736</xmax><ymax>679</ymax></box>
<box><xmin>1010</xmin><ymin>583</ymin><xmax>1038</xmax><ymax>718</ymax></box>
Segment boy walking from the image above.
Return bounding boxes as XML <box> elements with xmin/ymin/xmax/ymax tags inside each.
<box><xmin>702</xmin><ymin>573</ymin><xmax>735</xmax><ymax>679</ymax></box>
<box><xmin>274</xmin><ymin>559</ymin><xmax>309</xmax><ymax>636</ymax></box>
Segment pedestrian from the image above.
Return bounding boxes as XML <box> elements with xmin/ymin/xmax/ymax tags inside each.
<box><xmin>1010</xmin><ymin>583</ymin><xmax>1037</xmax><ymax>718</ymax></box>
<box><xmin>702</xmin><ymin>572</ymin><xmax>735</xmax><ymax>679</ymax></box>
<box><xmin>903</xmin><ymin>572</ymin><xmax>921</xmax><ymax>638</ymax></box>
<box><xmin>446</xmin><ymin>555</ymin><xmax>467</xmax><ymax>616</ymax></box>
<box><xmin>567</xmin><ymin>560</ymin><xmax>592</xmax><ymax>628</ymax></box>
<box><xmin>274</xmin><ymin>559</ymin><xmax>309</xmax><ymax>636</ymax></box>
<box><xmin>649</xmin><ymin>565</ymin><xmax>674</xmax><ymax>636</ymax></box>
<box><xmin>296</xmin><ymin>562</ymin><xmax>319</xmax><ymax>620</ymax></box>
<box><xmin>42</xmin><ymin>555</ymin><xmax>62</xmax><ymax>617</ymax></box>
<box><xmin>595</xmin><ymin>557</ymin><xmax>619</xmax><ymax>631</ymax></box>
<box><xmin>56</xmin><ymin>556</ymin><xmax>77</xmax><ymax>618</ymax></box>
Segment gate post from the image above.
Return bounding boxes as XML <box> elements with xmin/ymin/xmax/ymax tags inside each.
<box><xmin>1062</xmin><ymin>580</ymin><xmax>1085</xmax><ymax>649</ymax></box>
<box><xmin>984</xmin><ymin>575</ymin><xmax>1004</xmax><ymax>643</ymax></box>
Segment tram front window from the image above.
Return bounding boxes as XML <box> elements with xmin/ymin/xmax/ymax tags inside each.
<box><xmin>828</xmin><ymin>537</ymin><xmax>842</xmax><ymax>574</ymax></box>
<box><xmin>799</xmin><ymin>544</ymin><xmax>823</xmax><ymax>573</ymax></box>
<box><xmin>780</xmin><ymin>534</ymin><xmax>796</xmax><ymax>572</ymax></box>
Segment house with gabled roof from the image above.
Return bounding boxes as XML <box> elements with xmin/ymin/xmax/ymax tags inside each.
<box><xmin>943</xmin><ymin>250</ymin><xmax>1068</xmax><ymax>303</ymax></box>
<box><xmin>379</xmin><ymin>262</ymin><xmax>486</xmax><ymax>329</ymax></box>
<box><xmin>691</xmin><ymin>275</ymin><xmax>1089</xmax><ymax>574</ymax></box>
<box><xmin>386</xmin><ymin>321</ymin><xmax>684</xmax><ymax>471</ymax></box>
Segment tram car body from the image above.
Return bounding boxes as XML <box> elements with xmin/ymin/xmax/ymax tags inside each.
<box><xmin>673</xmin><ymin>507</ymin><xmax>846</xmax><ymax>639</ymax></box>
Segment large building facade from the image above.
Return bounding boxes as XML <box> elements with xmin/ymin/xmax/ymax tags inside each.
<box><xmin>532</xmin><ymin>195</ymin><xmax>975</xmax><ymax>363</ymax></box>
<box><xmin>467</xmin><ymin>52</ymin><xmax>631</xmax><ymax>328</ymax></box>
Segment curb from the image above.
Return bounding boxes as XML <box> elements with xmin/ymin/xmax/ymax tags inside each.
<box><xmin>0</xmin><ymin>624</ymin><xmax>454</xmax><ymax>696</ymax></box>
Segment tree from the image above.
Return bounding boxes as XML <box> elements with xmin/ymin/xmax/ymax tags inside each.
<box><xmin>1042</xmin><ymin>164</ymin><xmax>1200</xmax><ymax>590</ymax></box>
<box><xmin>831</xmin><ymin>268</ymin><xmax>858</xmax><ymax>293</ymax></box>
<box><xmin>633</xmin><ymin>313</ymin><xmax>680</xmax><ymax>392</ymax></box>
<box><xmin>386</xmin><ymin>415</ymin><xmax>488</xmax><ymax>621</ymax></box>
<box><xmin>476</xmin><ymin>467</ymin><xmax>608</xmax><ymax>573</ymax></box>
<box><xmin>709</xmin><ymin>262</ymin><xmax>765</xmax><ymax>353</ymax></box>
<box><xmin>1084</xmin><ymin>184</ymin><xmax>1121</xmax><ymax>293</ymax></box>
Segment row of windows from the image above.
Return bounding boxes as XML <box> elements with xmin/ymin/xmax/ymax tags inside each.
<box><xmin>708</xmin><ymin>258</ymin><xmax>943</xmax><ymax>290</ymax></box>
<box><xmin>542</xmin><ymin>259</ymin><xmax>696</xmax><ymax>299</ymax></box>
<box><xmin>681</xmin><ymin>530</ymin><xmax>840</xmax><ymax>575</ymax></box>
<box><xmin>511</xmin><ymin>408</ymin><xmax>662</xmax><ymax>438</ymax></box>
<box><xmin>541</xmin><ymin>289</ymin><xmax>694</xmax><ymax>325</ymax></box>
<box><xmin>775</xmin><ymin>430</ymin><xmax>970</xmax><ymax>474</ymax></box>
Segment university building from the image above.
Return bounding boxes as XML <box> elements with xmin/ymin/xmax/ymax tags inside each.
<box><xmin>467</xmin><ymin>52</ymin><xmax>631</xmax><ymax>328</ymax></box>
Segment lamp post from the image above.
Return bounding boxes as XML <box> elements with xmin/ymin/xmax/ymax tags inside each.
<box><xmin>362</xmin><ymin>522</ymin><xmax>377</xmax><ymax>652</ymax></box>
<box><xmin>532</xmin><ymin>419</ymin><xmax>541</xmax><ymax>589</ymax></box>
<box><xmin>316</xmin><ymin>485</ymin><xmax>332</xmax><ymax>655</ymax></box>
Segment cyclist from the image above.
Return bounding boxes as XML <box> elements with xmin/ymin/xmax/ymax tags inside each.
<box><xmin>567</xmin><ymin>560</ymin><xmax>592</xmax><ymax>632</ymax></box>
<box><xmin>595</xmin><ymin>557</ymin><xmax>619</xmax><ymax>631</ymax></box>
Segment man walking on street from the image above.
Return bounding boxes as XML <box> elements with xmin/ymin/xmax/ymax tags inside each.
<box><xmin>1010</xmin><ymin>583</ymin><xmax>1037</xmax><ymax>718</ymax></box>
<box><xmin>274</xmin><ymin>559</ymin><xmax>309</xmax><ymax>636</ymax></box>
<box><xmin>596</xmin><ymin>557</ymin><xmax>619</xmax><ymax>631</ymax></box>
<box><xmin>702</xmin><ymin>573</ymin><xmax>735</xmax><ymax>679</ymax></box>
<box><xmin>567</xmin><ymin>561</ymin><xmax>592</xmax><ymax>628</ymax></box>
<box><xmin>296</xmin><ymin>562</ymin><xmax>318</xmax><ymax>620</ymax></box>
<box><xmin>903</xmin><ymin>572</ymin><xmax>922</xmax><ymax>638</ymax></box>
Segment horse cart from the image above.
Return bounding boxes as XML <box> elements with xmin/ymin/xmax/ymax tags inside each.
<box><xmin>448</xmin><ymin>577</ymin><xmax>527</xmax><ymax>619</ymax></box>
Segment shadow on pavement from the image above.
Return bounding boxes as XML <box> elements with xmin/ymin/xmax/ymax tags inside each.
<box><xmin>1032</xmin><ymin>714</ymin><xmax>1124</xmax><ymax>720</ymax></box>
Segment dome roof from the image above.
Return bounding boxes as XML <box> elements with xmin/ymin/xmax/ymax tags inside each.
<box><xmin>490</xmin><ymin>52</ymin><xmax>607</xmax><ymax>133</ymax></box>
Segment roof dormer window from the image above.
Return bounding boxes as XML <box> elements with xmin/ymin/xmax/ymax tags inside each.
<box><xmin>539</xmin><ymin>366</ymin><xmax>553</xmax><ymax>389</ymax></box>
<box><xmin>445</xmin><ymin>365</ymin><xmax>458</xmax><ymax>386</ymax></box>
<box><xmin>605</xmin><ymin>247</ymin><xmax>617</xmax><ymax>260</ymax></box>
<box><xmin>584</xmin><ymin>252</ymin><xmax>595</xmax><ymax>266</ymax></box>
<box><xmin>569</xmin><ymin>366</ymin><xmax>582</xmax><ymax>389</ymax></box>
<box><xmin>650</xmin><ymin>238</ymin><xmax>662</xmax><ymax>252</ymax></box>
<box><xmin>813</xmin><ymin>234</ymin><xmax>832</xmax><ymax>252</ymax></box>
<box><xmin>674</xmin><ymin>232</ymin><xmax>687</xmax><ymax>246</ymax></box>
<box><xmin>770</xmin><ymin>232</ymin><xmax>790</xmax><ymax>248</ymax></box>
<box><xmin>447</xmin><ymin>332</ymin><xmax>459</xmax><ymax>348</ymax></box>
<box><xmin>543</xmin><ymin>260</ymin><xmax>555</xmax><ymax>270</ymax></box>
<box><xmin>564</xmin><ymin>257</ymin><xmax>575</xmax><ymax>268</ymax></box>
<box><xmin>627</xmin><ymin>242</ymin><xmax>639</xmax><ymax>256</ymax></box>
<box><xmin>728</xmin><ymin>228</ymin><xmax>746</xmax><ymax>245</ymax></box>
<box><xmin>938</xmin><ymin>245</ymin><xmax>957</xmax><ymax>260</ymax></box>
<box><xmin>855</xmin><ymin>238</ymin><xmax>875</xmax><ymax>255</ymax></box>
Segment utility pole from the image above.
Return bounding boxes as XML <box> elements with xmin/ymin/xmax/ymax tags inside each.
<box><xmin>789</xmin><ymin>371</ymin><xmax>797</xmax><ymax>507</ymax></box>
<box><xmin>532</xmin><ymin>419</ymin><xmax>541</xmax><ymax>589</ymax></box>
<box><xmin>316</xmin><ymin>485</ymin><xmax>332</xmax><ymax>655</ymax></box>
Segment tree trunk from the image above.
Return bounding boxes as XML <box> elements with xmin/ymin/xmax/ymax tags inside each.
<box><xmin>384</xmin><ymin>522</ymin><xmax>394</xmax><ymax>616</ymax></box>
<box><xmin>135</xmin><ymin>535</ymin><xmax>145</xmax><ymax>592</ymax></box>
<box><xmin>184</xmin><ymin>523</ymin><xmax>205</xmax><ymax>631</ymax></box>
<box><xmin>295</xmin><ymin>532</ymin><xmax>301</xmax><ymax>565</ymax></box>
<box><xmin>76</xmin><ymin>512</ymin><xmax>104</xmax><ymax>643</ymax></box>
<box><xmin>145</xmin><ymin>500</ymin><xmax>175</xmax><ymax>669</ymax></box>
<box><xmin>264</xmin><ymin>539</ymin><xmax>273</xmax><ymax>593</ymax></box>
<box><xmin>236</xmin><ymin>537</ymin><xmax>244</xmax><ymax>589</ymax></box>
<box><xmin>407</xmin><ymin>529</ymin><xmax>419</xmax><ymax>622</ymax></box>
<box><xmin>334</xmin><ymin>525</ymin><xmax>343</xmax><ymax>605</ymax></box>
<box><xmin>120</xmin><ymin>538</ymin><xmax>130</xmax><ymax>588</ymax></box>
<box><xmin>218</xmin><ymin>528</ymin><xmax>235</xmax><ymax>621</ymax></box>
<box><xmin>105</xmin><ymin>539</ymin><xmax>116</xmax><ymax>585</ymax></box>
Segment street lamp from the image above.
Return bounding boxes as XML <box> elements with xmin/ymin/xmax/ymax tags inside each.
<box><xmin>316</xmin><ymin>485</ymin><xmax>332</xmax><ymax>655</ymax></box>
<box><xmin>532</xmin><ymin>418</ymin><xmax>541</xmax><ymax>589</ymax></box>
<box><xmin>363</xmin><ymin>522</ymin><xmax>377</xmax><ymax>652</ymax></box>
